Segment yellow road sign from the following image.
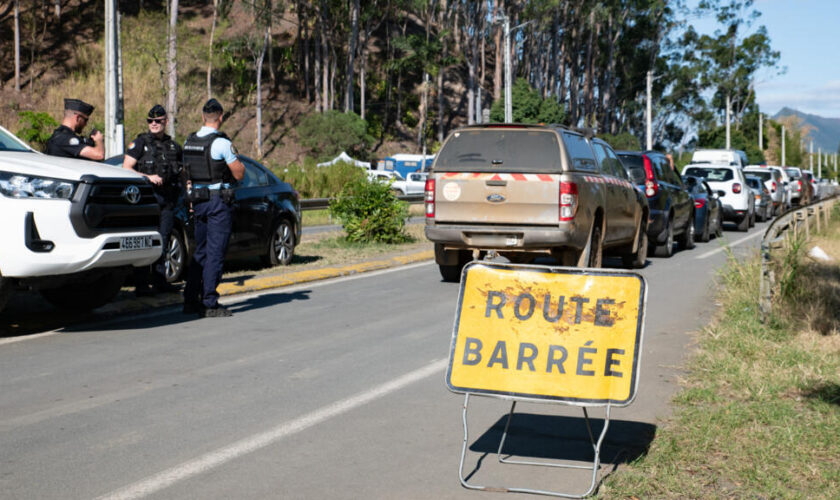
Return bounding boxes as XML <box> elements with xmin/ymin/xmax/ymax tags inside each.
<box><xmin>446</xmin><ymin>262</ymin><xmax>646</xmax><ymax>406</ymax></box>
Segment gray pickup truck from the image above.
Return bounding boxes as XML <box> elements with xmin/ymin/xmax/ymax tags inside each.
<box><xmin>424</xmin><ymin>124</ymin><xmax>648</xmax><ymax>282</ymax></box>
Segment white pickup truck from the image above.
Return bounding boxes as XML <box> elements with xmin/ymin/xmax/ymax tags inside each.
<box><xmin>0</xmin><ymin>125</ymin><xmax>162</xmax><ymax>312</ymax></box>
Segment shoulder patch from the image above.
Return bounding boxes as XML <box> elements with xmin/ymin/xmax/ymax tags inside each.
<box><xmin>230</xmin><ymin>144</ymin><xmax>238</xmax><ymax>155</ymax></box>
<box><xmin>128</xmin><ymin>141</ymin><xmax>135</xmax><ymax>150</ymax></box>
<box><xmin>69</xmin><ymin>137</ymin><xmax>79</xmax><ymax>146</ymax></box>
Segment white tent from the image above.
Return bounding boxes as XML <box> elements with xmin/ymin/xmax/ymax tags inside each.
<box><xmin>316</xmin><ymin>151</ymin><xmax>371</xmax><ymax>169</ymax></box>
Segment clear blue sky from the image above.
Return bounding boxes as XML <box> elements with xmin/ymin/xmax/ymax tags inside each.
<box><xmin>689</xmin><ymin>0</ymin><xmax>840</xmax><ymax>118</ymax></box>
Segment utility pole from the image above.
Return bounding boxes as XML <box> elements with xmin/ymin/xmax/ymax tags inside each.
<box><xmin>781</xmin><ymin>125</ymin><xmax>785</xmax><ymax>167</ymax></box>
<box><xmin>104</xmin><ymin>0</ymin><xmax>125</xmax><ymax>158</ymax></box>
<box><xmin>758</xmin><ymin>113</ymin><xmax>763</xmax><ymax>150</ymax></box>
<box><xmin>646</xmin><ymin>71</ymin><xmax>653</xmax><ymax>150</ymax></box>
<box><xmin>725</xmin><ymin>93</ymin><xmax>731</xmax><ymax>149</ymax></box>
<box><xmin>503</xmin><ymin>16</ymin><xmax>512</xmax><ymax>123</ymax></box>
<box><xmin>810</xmin><ymin>141</ymin><xmax>814</xmax><ymax>170</ymax></box>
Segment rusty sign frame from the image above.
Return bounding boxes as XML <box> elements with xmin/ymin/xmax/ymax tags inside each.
<box><xmin>447</xmin><ymin>261</ymin><xmax>647</xmax><ymax>498</ymax></box>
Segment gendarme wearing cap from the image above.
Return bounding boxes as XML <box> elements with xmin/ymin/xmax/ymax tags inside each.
<box><xmin>44</xmin><ymin>98</ymin><xmax>104</xmax><ymax>161</ymax></box>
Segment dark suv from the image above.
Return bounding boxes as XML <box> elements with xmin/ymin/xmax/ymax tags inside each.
<box><xmin>616</xmin><ymin>151</ymin><xmax>694</xmax><ymax>257</ymax></box>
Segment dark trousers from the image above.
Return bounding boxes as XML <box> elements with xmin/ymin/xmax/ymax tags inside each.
<box><xmin>184</xmin><ymin>195</ymin><xmax>233</xmax><ymax>308</ymax></box>
<box><xmin>135</xmin><ymin>194</ymin><xmax>175</xmax><ymax>288</ymax></box>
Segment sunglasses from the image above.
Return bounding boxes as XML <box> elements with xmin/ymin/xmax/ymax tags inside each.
<box><xmin>147</xmin><ymin>118</ymin><xmax>166</xmax><ymax>124</ymax></box>
<box><xmin>75</xmin><ymin>113</ymin><xmax>89</xmax><ymax>122</ymax></box>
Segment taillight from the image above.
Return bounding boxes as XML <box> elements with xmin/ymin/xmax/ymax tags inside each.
<box><xmin>642</xmin><ymin>155</ymin><xmax>658</xmax><ymax>198</ymax></box>
<box><xmin>732</xmin><ymin>183</ymin><xmax>742</xmax><ymax>194</ymax></box>
<box><xmin>559</xmin><ymin>181</ymin><xmax>578</xmax><ymax>221</ymax></box>
<box><xmin>771</xmin><ymin>181</ymin><xmax>777</xmax><ymax>193</ymax></box>
<box><xmin>798</xmin><ymin>180</ymin><xmax>803</xmax><ymax>191</ymax></box>
<box><xmin>424</xmin><ymin>178</ymin><xmax>435</xmax><ymax>218</ymax></box>
<box><xmin>694</xmin><ymin>198</ymin><xmax>706</xmax><ymax>209</ymax></box>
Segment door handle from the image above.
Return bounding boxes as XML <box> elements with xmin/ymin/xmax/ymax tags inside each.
<box><xmin>486</xmin><ymin>180</ymin><xmax>507</xmax><ymax>186</ymax></box>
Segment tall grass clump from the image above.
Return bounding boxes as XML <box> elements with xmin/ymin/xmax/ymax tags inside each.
<box><xmin>275</xmin><ymin>160</ymin><xmax>366</xmax><ymax>199</ymax></box>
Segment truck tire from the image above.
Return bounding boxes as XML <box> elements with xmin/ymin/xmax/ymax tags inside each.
<box><xmin>621</xmin><ymin>219</ymin><xmax>648</xmax><ymax>269</ymax></box>
<box><xmin>437</xmin><ymin>246</ymin><xmax>471</xmax><ymax>283</ymax></box>
<box><xmin>262</xmin><ymin>219</ymin><xmax>296</xmax><ymax>267</ymax></box>
<box><xmin>41</xmin><ymin>271</ymin><xmax>126</xmax><ymax>311</ymax></box>
<box><xmin>165</xmin><ymin>229</ymin><xmax>187</xmax><ymax>282</ymax></box>
<box><xmin>0</xmin><ymin>274</ymin><xmax>12</xmax><ymax>314</ymax></box>
<box><xmin>585</xmin><ymin>224</ymin><xmax>603</xmax><ymax>268</ymax></box>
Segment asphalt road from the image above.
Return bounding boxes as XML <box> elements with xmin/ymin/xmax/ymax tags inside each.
<box><xmin>0</xmin><ymin>223</ymin><xmax>767</xmax><ymax>499</ymax></box>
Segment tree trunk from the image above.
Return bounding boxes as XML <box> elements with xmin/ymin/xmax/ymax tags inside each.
<box><xmin>583</xmin><ymin>9</ymin><xmax>595</xmax><ymax>127</ymax></box>
<box><xmin>437</xmin><ymin>0</ymin><xmax>448</xmax><ymax>143</ymax></box>
<box><xmin>492</xmin><ymin>0</ymin><xmax>502</xmax><ymax>100</ymax></box>
<box><xmin>14</xmin><ymin>0</ymin><xmax>20</xmax><ymax>92</ymax></box>
<box><xmin>267</xmin><ymin>0</ymin><xmax>275</xmax><ymax>92</ymax></box>
<box><xmin>207</xmin><ymin>0</ymin><xmax>219</xmax><ymax>100</ymax></box>
<box><xmin>256</xmin><ymin>26</ymin><xmax>269</xmax><ymax>157</ymax></box>
<box><xmin>320</xmin><ymin>0</ymin><xmax>329</xmax><ymax>112</ymax></box>
<box><xmin>313</xmin><ymin>17</ymin><xmax>321</xmax><ymax>111</ymax></box>
<box><xmin>167</xmin><ymin>0</ymin><xmax>178</xmax><ymax>137</ymax></box>
<box><xmin>344</xmin><ymin>0</ymin><xmax>359</xmax><ymax>113</ymax></box>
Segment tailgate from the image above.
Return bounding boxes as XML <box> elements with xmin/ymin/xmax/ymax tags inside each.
<box><xmin>434</xmin><ymin>172</ymin><xmax>559</xmax><ymax>224</ymax></box>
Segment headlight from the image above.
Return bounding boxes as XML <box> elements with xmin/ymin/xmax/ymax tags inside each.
<box><xmin>0</xmin><ymin>171</ymin><xmax>76</xmax><ymax>199</ymax></box>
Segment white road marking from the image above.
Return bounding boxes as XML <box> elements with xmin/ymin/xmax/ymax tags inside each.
<box><xmin>0</xmin><ymin>260</ymin><xmax>434</xmax><ymax>347</ymax></box>
<box><xmin>695</xmin><ymin>230</ymin><xmax>764</xmax><ymax>259</ymax></box>
<box><xmin>96</xmin><ymin>358</ymin><xmax>448</xmax><ymax>500</ymax></box>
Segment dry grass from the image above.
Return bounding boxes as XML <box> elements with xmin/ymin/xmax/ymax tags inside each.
<box><xmin>600</xmin><ymin>220</ymin><xmax>840</xmax><ymax>499</ymax></box>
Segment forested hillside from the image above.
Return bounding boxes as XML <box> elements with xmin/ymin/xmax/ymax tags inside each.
<box><xmin>0</xmin><ymin>0</ymin><xmax>790</xmax><ymax>169</ymax></box>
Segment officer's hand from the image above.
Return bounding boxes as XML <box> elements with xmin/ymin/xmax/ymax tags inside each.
<box><xmin>147</xmin><ymin>174</ymin><xmax>164</xmax><ymax>186</ymax></box>
<box><xmin>90</xmin><ymin>129</ymin><xmax>104</xmax><ymax>143</ymax></box>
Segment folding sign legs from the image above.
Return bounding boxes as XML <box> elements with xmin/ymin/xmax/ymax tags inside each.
<box><xmin>458</xmin><ymin>394</ymin><xmax>612</xmax><ymax>498</ymax></box>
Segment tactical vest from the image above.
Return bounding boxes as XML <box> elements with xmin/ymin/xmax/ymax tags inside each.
<box><xmin>183</xmin><ymin>131</ymin><xmax>233</xmax><ymax>184</ymax></box>
<box><xmin>137</xmin><ymin>133</ymin><xmax>181</xmax><ymax>183</ymax></box>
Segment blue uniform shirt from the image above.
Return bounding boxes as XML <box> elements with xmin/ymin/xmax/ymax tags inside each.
<box><xmin>197</xmin><ymin>126</ymin><xmax>237</xmax><ymax>165</ymax></box>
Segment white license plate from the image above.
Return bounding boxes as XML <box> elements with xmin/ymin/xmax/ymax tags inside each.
<box><xmin>120</xmin><ymin>236</ymin><xmax>153</xmax><ymax>251</ymax></box>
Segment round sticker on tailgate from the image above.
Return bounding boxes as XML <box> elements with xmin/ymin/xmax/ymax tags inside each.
<box><xmin>443</xmin><ymin>182</ymin><xmax>461</xmax><ymax>201</ymax></box>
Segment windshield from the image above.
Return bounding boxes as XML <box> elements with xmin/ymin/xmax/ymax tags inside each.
<box><xmin>0</xmin><ymin>128</ymin><xmax>34</xmax><ymax>153</ymax></box>
<box><xmin>435</xmin><ymin>129</ymin><xmax>562</xmax><ymax>173</ymax></box>
<box><xmin>683</xmin><ymin>167</ymin><xmax>733</xmax><ymax>182</ymax></box>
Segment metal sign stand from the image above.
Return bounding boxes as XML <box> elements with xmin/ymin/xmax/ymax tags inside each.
<box><xmin>458</xmin><ymin>394</ymin><xmax>611</xmax><ymax>498</ymax></box>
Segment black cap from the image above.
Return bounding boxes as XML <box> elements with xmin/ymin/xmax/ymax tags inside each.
<box><xmin>148</xmin><ymin>104</ymin><xmax>167</xmax><ymax>118</ymax></box>
<box><xmin>202</xmin><ymin>98</ymin><xmax>223</xmax><ymax>114</ymax></box>
<box><xmin>64</xmin><ymin>98</ymin><xmax>94</xmax><ymax>116</ymax></box>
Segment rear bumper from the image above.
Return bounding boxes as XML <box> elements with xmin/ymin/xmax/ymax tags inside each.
<box><xmin>425</xmin><ymin>222</ymin><xmax>586</xmax><ymax>252</ymax></box>
<box><xmin>721</xmin><ymin>204</ymin><xmax>748</xmax><ymax>222</ymax></box>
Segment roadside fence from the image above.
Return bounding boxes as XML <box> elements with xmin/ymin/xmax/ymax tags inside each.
<box><xmin>759</xmin><ymin>195</ymin><xmax>838</xmax><ymax>321</ymax></box>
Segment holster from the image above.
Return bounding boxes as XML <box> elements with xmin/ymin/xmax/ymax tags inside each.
<box><xmin>188</xmin><ymin>187</ymin><xmax>211</xmax><ymax>203</ymax></box>
<box><xmin>220</xmin><ymin>188</ymin><xmax>235</xmax><ymax>204</ymax></box>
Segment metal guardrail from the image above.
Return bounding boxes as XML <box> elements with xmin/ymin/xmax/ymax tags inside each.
<box><xmin>759</xmin><ymin>195</ymin><xmax>838</xmax><ymax>321</ymax></box>
<box><xmin>301</xmin><ymin>194</ymin><xmax>424</xmax><ymax>211</ymax></box>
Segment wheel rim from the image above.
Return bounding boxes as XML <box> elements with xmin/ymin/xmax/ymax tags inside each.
<box><xmin>666</xmin><ymin>222</ymin><xmax>673</xmax><ymax>254</ymax></box>
<box><xmin>165</xmin><ymin>236</ymin><xmax>184</xmax><ymax>281</ymax></box>
<box><xmin>273</xmin><ymin>222</ymin><xmax>294</xmax><ymax>263</ymax></box>
<box><xmin>688</xmin><ymin>219</ymin><xmax>695</xmax><ymax>241</ymax></box>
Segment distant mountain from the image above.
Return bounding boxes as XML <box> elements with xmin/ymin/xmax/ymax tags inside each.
<box><xmin>773</xmin><ymin>107</ymin><xmax>840</xmax><ymax>153</ymax></box>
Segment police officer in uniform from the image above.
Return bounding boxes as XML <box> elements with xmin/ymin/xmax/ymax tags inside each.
<box><xmin>182</xmin><ymin>99</ymin><xmax>245</xmax><ymax>317</ymax></box>
<box><xmin>123</xmin><ymin>105</ymin><xmax>184</xmax><ymax>295</ymax></box>
<box><xmin>45</xmin><ymin>98</ymin><xmax>105</xmax><ymax>161</ymax></box>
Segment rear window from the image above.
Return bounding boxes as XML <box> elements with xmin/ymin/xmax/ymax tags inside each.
<box><xmin>562</xmin><ymin>132</ymin><xmax>597</xmax><ymax>172</ymax></box>
<box><xmin>684</xmin><ymin>167</ymin><xmax>734</xmax><ymax>182</ymax></box>
<box><xmin>785</xmin><ymin>168</ymin><xmax>801</xmax><ymax>179</ymax></box>
<box><xmin>745</xmin><ymin>177</ymin><xmax>762</xmax><ymax>190</ymax></box>
<box><xmin>746</xmin><ymin>170</ymin><xmax>772</xmax><ymax>182</ymax></box>
<box><xmin>435</xmin><ymin>129</ymin><xmax>562</xmax><ymax>173</ymax></box>
<box><xmin>618</xmin><ymin>154</ymin><xmax>646</xmax><ymax>184</ymax></box>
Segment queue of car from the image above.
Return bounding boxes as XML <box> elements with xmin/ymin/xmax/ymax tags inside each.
<box><xmin>422</xmin><ymin>127</ymin><xmax>835</xmax><ymax>282</ymax></box>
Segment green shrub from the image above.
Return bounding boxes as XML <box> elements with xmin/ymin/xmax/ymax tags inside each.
<box><xmin>489</xmin><ymin>78</ymin><xmax>566</xmax><ymax>124</ymax></box>
<box><xmin>598</xmin><ymin>132</ymin><xmax>640</xmax><ymax>150</ymax></box>
<box><xmin>329</xmin><ymin>177</ymin><xmax>410</xmax><ymax>243</ymax></box>
<box><xmin>297</xmin><ymin>110</ymin><xmax>373</xmax><ymax>162</ymax></box>
<box><xmin>275</xmin><ymin>159</ymin><xmax>366</xmax><ymax>199</ymax></box>
<box><xmin>16</xmin><ymin>111</ymin><xmax>59</xmax><ymax>150</ymax></box>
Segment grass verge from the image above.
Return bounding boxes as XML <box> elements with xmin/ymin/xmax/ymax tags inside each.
<box><xmin>599</xmin><ymin>221</ymin><xmax>840</xmax><ymax>498</ymax></box>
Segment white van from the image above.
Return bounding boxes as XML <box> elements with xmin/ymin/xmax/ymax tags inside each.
<box><xmin>690</xmin><ymin>149</ymin><xmax>748</xmax><ymax>168</ymax></box>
